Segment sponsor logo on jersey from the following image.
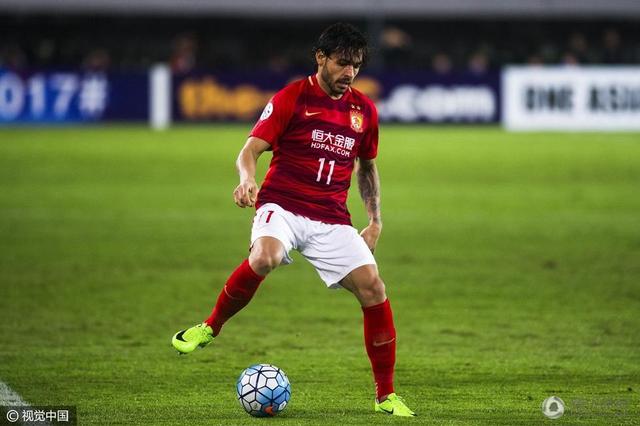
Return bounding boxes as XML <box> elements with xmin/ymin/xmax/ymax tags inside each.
<box><xmin>310</xmin><ymin>129</ymin><xmax>356</xmax><ymax>158</ymax></box>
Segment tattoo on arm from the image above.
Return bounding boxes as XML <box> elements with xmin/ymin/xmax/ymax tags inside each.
<box><xmin>357</xmin><ymin>159</ymin><xmax>381</xmax><ymax>224</ymax></box>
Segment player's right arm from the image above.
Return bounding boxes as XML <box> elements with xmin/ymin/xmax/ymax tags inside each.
<box><xmin>233</xmin><ymin>136</ymin><xmax>271</xmax><ymax>208</ymax></box>
<box><xmin>237</xmin><ymin>80</ymin><xmax>301</xmax><ymax>208</ymax></box>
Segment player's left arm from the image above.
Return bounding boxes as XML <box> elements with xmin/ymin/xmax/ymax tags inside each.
<box><xmin>357</xmin><ymin>157</ymin><xmax>382</xmax><ymax>252</ymax></box>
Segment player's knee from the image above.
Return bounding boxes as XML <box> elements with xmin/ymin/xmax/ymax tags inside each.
<box><xmin>357</xmin><ymin>275</ymin><xmax>386</xmax><ymax>306</ymax></box>
<box><xmin>248</xmin><ymin>249</ymin><xmax>281</xmax><ymax>276</ymax></box>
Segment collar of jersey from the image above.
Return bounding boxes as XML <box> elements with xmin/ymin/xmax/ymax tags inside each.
<box><xmin>310</xmin><ymin>74</ymin><xmax>350</xmax><ymax>102</ymax></box>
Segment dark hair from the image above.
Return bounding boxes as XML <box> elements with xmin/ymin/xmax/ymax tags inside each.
<box><xmin>313</xmin><ymin>23</ymin><xmax>369</xmax><ymax>66</ymax></box>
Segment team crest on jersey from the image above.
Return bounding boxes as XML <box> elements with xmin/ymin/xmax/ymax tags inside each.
<box><xmin>350</xmin><ymin>110</ymin><xmax>364</xmax><ymax>133</ymax></box>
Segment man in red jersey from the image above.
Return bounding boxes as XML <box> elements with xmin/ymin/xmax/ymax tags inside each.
<box><xmin>172</xmin><ymin>23</ymin><xmax>416</xmax><ymax>417</ymax></box>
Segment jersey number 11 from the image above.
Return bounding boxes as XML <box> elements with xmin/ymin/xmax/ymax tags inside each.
<box><xmin>316</xmin><ymin>157</ymin><xmax>335</xmax><ymax>185</ymax></box>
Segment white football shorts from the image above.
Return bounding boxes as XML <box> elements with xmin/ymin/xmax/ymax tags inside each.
<box><xmin>250</xmin><ymin>203</ymin><xmax>376</xmax><ymax>288</ymax></box>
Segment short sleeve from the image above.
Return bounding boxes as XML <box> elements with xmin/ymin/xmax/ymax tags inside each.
<box><xmin>358</xmin><ymin>102</ymin><xmax>379</xmax><ymax>160</ymax></box>
<box><xmin>250</xmin><ymin>86</ymin><xmax>297</xmax><ymax>147</ymax></box>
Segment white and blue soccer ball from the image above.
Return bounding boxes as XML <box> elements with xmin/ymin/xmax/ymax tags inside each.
<box><xmin>236</xmin><ymin>364</ymin><xmax>291</xmax><ymax>417</ymax></box>
<box><xmin>541</xmin><ymin>396</ymin><xmax>565</xmax><ymax>419</ymax></box>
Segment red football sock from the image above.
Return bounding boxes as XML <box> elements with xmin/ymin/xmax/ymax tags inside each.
<box><xmin>204</xmin><ymin>259</ymin><xmax>264</xmax><ymax>336</ymax></box>
<box><xmin>362</xmin><ymin>299</ymin><xmax>396</xmax><ymax>400</ymax></box>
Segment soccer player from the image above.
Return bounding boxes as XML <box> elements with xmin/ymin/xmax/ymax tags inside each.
<box><xmin>172</xmin><ymin>23</ymin><xmax>416</xmax><ymax>417</ymax></box>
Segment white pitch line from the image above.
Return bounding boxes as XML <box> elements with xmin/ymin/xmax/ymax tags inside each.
<box><xmin>0</xmin><ymin>380</ymin><xmax>30</xmax><ymax>407</ymax></box>
<box><xmin>0</xmin><ymin>380</ymin><xmax>51</xmax><ymax>425</ymax></box>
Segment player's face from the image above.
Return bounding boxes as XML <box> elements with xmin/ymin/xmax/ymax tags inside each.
<box><xmin>316</xmin><ymin>51</ymin><xmax>363</xmax><ymax>98</ymax></box>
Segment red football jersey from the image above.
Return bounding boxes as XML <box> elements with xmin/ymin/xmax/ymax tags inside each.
<box><xmin>250</xmin><ymin>74</ymin><xmax>379</xmax><ymax>225</ymax></box>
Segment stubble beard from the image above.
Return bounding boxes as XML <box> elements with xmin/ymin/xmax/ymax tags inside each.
<box><xmin>321</xmin><ymin>67</ymin><xmax>347</xmax><ymax>98</ymax></box>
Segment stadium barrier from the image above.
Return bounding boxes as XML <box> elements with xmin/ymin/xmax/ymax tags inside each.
<box><xmin>171</xmin><ymin>70</ymin><xmax>500</xmax><ymax>125</ymax></box>
<box><xmin>1</xmin><ymin>66</ymin><xmax>638</xmax><ymax>131</ymax></box>
<box><xmin>503</xmin><ymin>66</ymin><xmax>640</xmax><ymax>131</ymax></box>
<box><xmin>0</xmin><ymin>68</ymin><xmax>148</xmax><ymax>124</ymax></box>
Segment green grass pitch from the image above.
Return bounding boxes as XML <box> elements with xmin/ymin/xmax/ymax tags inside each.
<box><xmin>0</xmin><ymin>125</ymin><xmax>639</xmax><ymax>424</ymax></box>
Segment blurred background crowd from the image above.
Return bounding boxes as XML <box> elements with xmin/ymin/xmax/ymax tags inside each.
<box><xmin>1</xmin><ymin>15</ymin><xmax>639</xmax><ymax>74</ymax></box>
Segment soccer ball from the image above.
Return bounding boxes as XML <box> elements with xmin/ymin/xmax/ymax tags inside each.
<box><xmin>541</xmin><ymin>396</ymin><xmax>565</xmax><ymax>419</ymax></box>
<box><xmin>236</xmin><ymin>364</ymin><xmax>291</xmax><ymax>417</ymax></box>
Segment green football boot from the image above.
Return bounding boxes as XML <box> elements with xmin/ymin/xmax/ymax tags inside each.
<box><xmin>172</xmin><ymin>323</ymin><xmax>214</xmax><ymax>354</ymax></box>
<box><xmin>375</xmin><ymin>393</ymin><xmax>417</xmax><ymax>417</ymax></box>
